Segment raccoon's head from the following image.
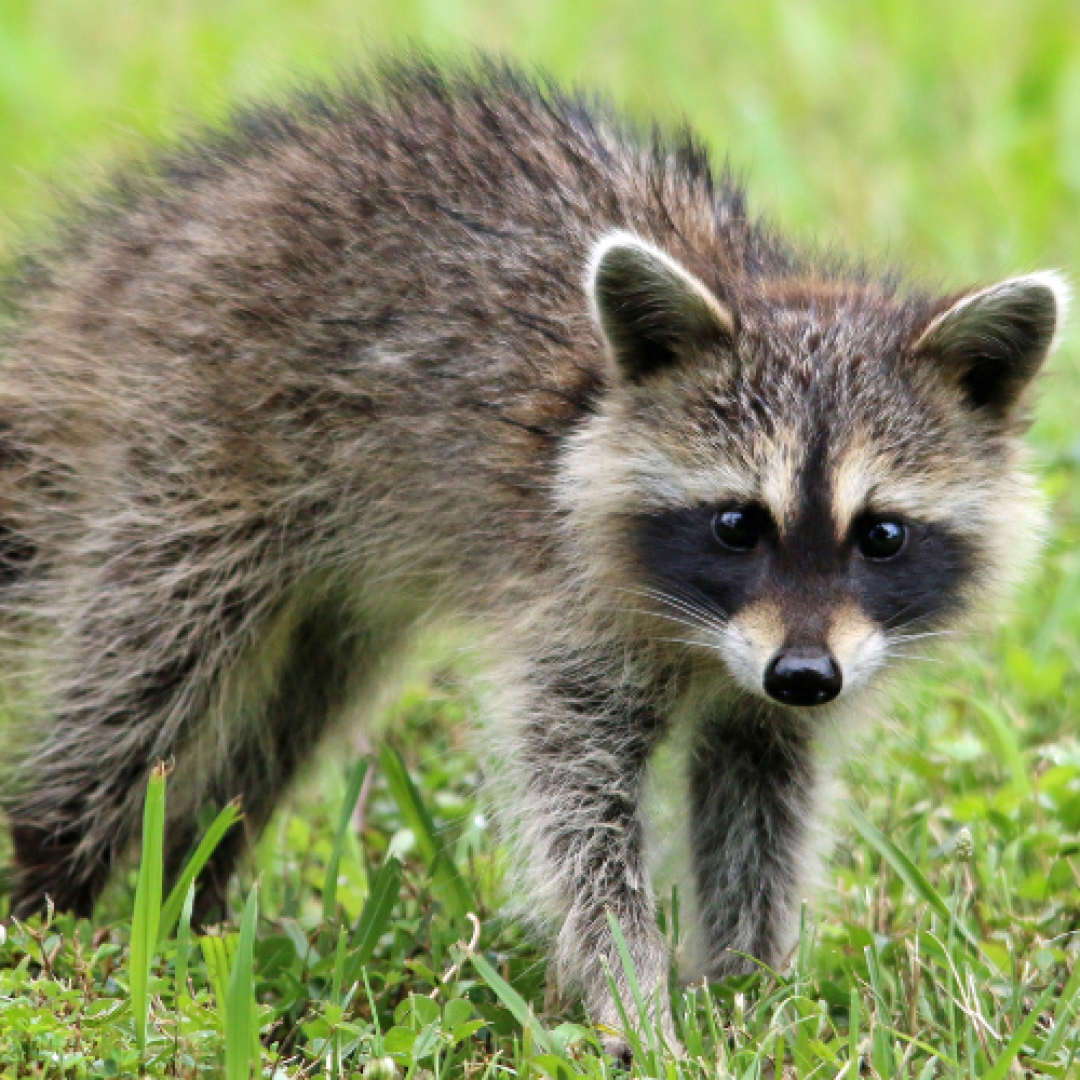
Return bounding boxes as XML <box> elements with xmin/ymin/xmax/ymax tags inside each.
<box><xmin>567</xmin><ymin>230</ymin><xmax>1067</xmax><ymax>709</ymax></box>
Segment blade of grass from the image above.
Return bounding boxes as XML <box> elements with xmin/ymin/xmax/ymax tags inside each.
<box><xmin>131</xmin><ymin>761</ymin><xmax>167</xmax><ymax>1057</ymax></box>
<box><xmin>331</xmin><ymin>924</ymin><xmax>348</xmax><ymax>1004</ymax></box>
<box><xmin>469</xmin><ymin>951</ymin><xmax>551</xmax><ymax>1053</ymax></box>
<box><xmin>343</xmin><ymin>854</ymin><xmax>402</xmax><ymax>984</ymax></box>
<box><xmin>159</xmin><ymin>800</ymin><xmax>242</xmax><ymax>943</ymax></box>
<box><xmin>848</xmin><ymin>802</ymin><xmax>980</xmax><ymax>951</ymax></box>
<box><xmin>380</xmin><ymin>746</ymin><xmax>438</xmax><ymax>864</ymax></box>
<box><xmin>380</xmin><ymin>746</ymin><xmax>473</xmax><ymax>920</ymax></box>
<box><xmin>916</xmin><ymin>1059</ymin><xmax>940</xmax><ymax>1080</ymax></box>
<box><xmin>969</xmin><ymin>698</ymin><xmax>1033</xmax><ymax>798</ymax></box>
<box><xmin>773</xmin><ymin>1026</ymin><xmax>787</xmax><ymax>1080</ymax></box>
<box><xmin>174</xmin><ymin>883</ymin><xmax>195</xmax><ymax>1044</ymax></box>
<box><xmin>363</xmin><ymin>968</ymin><xmax>384</xmax><ymax>1052</ymax></box>
<box><xmin>848</xmin><ymin>985</ymin><xmax>861</xmax><ymax>1073</ymax></box>
<box><xmin>225</xmin><ymin>884</ymin><xmax>259</xmax><ymax>1080</ymax></box>
<box><xmin>605</xmin><ymin>908</ymin><xmax>658</xmax><ymax>1055</ymax></box>
<box><xmin>323</xmin><ymin>758</ymin><xmax>370</xmax><ymax>922</ymax></box>
<box><xmin>1036</xmin><ymin>956</ymin><xmax>1080</xmax><ymax>1062</ymax></box>
<box><xmin>600</xmin><ymin>959</ymin><xmax>650</xmax><ymax>1065</ymax></box>
<box><xmin>983</xmin><ymin>982</ymin><xmax>1057</xmax><ymax>1080</ymax></box>
<box><xmin>865</xmin><ymin>946</ymin><xmax>896</xmax><ymax>1079</ymax></box>
<box><xmin>200</xmin><ymin>935</ymin><xmax>234</xmax><ymax>1022</ymax></box>
<box><xmin>880</xmin><ymin>1027</ymin><xmax>960</xmax><ymax>1070</ymax></box>
<box><xmin>431</xmin><ymin>855</ymin><xmax>475</xmax><ymax>923</ymax></box>
<box><xmin>329</xmin><ymin>925</ymin><xmax>348</xmax><ymax>1078</ymax></box>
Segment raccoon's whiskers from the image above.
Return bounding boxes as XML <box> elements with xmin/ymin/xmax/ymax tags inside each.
<box><xmin>654</xmin><ymin>635</ymin><xmax>716</xmax><ymax>651</ymax></box>
<box><xmin>652</xmin><ymin>579</ymin><xmax>753</xmax><ymax>649</ymax></box>
<box><xmin>613</xmin><ymin>606</ymin><xmax>713</xmax><ymax>637</ymax></box>
<box><xmin>616</xmin><ymin>583</ymin><xmax>722</xmax><ymax>619</ymax></box>
<box><xmin>879</xmin><ymin>602</ymin><xmax>951</xmax><ymax>634</ymax></box>
<box><xmin>615</xmin><ymin>584</ymin><xmax>734</xmax><ymax>639</ymax></box>
<box><xmin>613</xmin><ymin>604</ymin><xmax>729</xmax><ymax>654</ymax></box>
<box><xmin>886</xmin><ymin>629</ymin><xmax>957</xmax><ymax>647</ymax></box>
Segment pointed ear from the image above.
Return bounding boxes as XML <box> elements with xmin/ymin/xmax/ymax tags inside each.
<box><xmin>913</xmin><ymin>272</ymin><xmax>1068</xmax><ymax>416</ymax></box>
<box><xmin>587</xmin><ymin>231</ymin><xmax>734</xmax><ymax>383</ymax></box>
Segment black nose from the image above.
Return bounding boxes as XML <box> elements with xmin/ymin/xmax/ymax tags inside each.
<box><xmin>763</xmin><ymin>647</ymin><xmax>842</xmax><ymax>706</ymax></box>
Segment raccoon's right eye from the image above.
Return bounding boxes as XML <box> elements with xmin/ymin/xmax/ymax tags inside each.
<box><xmin>711</xmin><ymin>505</ymin><xmax>767</xmax><ymax>552</ymax></box>
<box><xmin>855</xmin><ymin>516</ymin><xmax>908</xmax><ymax>560</ymax></box>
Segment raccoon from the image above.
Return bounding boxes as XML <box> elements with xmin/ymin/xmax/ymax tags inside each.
<box><xmin>0</xmin><ymin>59</ymin><xmax>1065</xmax><ymax>1054</ymax></box>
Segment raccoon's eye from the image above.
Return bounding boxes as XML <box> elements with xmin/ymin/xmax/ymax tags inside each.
<box><xmin>711</xmin><ymin>505</ymin><xmax>767</xmax><ymax>552</ymax></box>
<box><xmin>856</xmin><ymin>517</ymin><xmax>907</xmax><ymax>561</ymax></box>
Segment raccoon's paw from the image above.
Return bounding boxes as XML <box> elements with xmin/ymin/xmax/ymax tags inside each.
<box><xmin>598</xmin><ymin>1030</ymin><xmax>686</xmax><ymax>1068</ymax></box>
<box><xmin>599</xmin><ymin>1033</ymin><xmax>634</xmax><ymax>1071</ymax></box>
<box><xmin>594</xmin><ymin>1006</ymin><xmax>683</xmax><ymax>1067</ymax></box>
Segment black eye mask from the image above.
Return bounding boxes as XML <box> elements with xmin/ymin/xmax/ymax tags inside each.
<box><xmin>631</xmin><ymin>503</ymin><xmax>974</xmax><ymax>635</ymax></box>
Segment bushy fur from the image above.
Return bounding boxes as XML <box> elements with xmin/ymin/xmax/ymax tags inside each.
<box><xmin>0</xmin><ymin>58</ymin><xmax>1064</xmax><ymax>1054</ymax></box>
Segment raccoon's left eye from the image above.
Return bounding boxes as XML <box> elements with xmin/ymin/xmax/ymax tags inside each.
<box><xmin>856</xmin><ymin>517</ymin><xmax>907</xmax><ymax>561</ymax></box>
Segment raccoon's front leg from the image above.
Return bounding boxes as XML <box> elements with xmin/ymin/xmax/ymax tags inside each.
<box><xmin>494</xmin><ymin>655</ymin><xmax>674</xmax><ymax>1058</ymax></box>
<box><xmin>688</xmin><ymin>704</ymin><xmax>817</xmax><ymax>978</ymax></box>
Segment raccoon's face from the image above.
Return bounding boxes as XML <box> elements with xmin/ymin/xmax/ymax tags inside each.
<box><xmin>572</xmin><ymin>231</ymin><xmax>1066</xmax><ymax>708</ymax></box>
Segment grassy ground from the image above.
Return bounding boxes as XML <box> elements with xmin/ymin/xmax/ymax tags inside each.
<box><xmin>1</xmin><ymin>1</ymin><xmax>1079</xmax><ymax>1076</ymax></box>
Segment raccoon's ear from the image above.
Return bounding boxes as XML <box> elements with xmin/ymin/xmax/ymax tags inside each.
<box><xmin>914</xmin><ymin>272</ymin><xmax>1068</xmax><ymax>416</ymax></box>
<box><xmin>587</xmin><ymin>231</ymin><xmax>734</xmax><ymax>383</ymax></box>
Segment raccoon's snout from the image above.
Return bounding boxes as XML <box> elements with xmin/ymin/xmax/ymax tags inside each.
<box><xmin>763</xmin><ymin>647</ymin><xmax>842</xmax><ymax>706</ymax></box>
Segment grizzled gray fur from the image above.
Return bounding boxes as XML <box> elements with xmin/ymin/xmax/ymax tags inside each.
<box><xmin>0</xmin><ymin>58</ymin><xmax>1065</xmax><ymax>1054</ymax></box>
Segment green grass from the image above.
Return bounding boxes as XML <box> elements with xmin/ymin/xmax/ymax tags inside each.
<box><xmin>1</xmin><ymin>1</ymin><xmax>1080</xmax><ymax>1076</ymax></box>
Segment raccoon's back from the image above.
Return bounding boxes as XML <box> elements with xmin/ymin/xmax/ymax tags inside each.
<box><xmin>0</xmin><ymin>58</ymin><xmax>786</xmax><ymax>586</ymax></box>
